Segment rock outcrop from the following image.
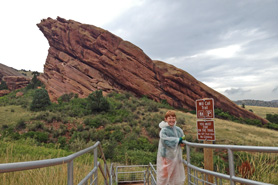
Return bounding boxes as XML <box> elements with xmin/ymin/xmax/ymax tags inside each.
<box><xmin>37</xmin><ymin>17</ymin><xmax>268</xmax><ymax>124</ymax></box>
<box><xmin>0</xmin><ymin>63</ymin><xmax>31</xmax><ymax>91</ymax></box>
<box><xmin>3</xmin><ymin>76</ymin><xmax>31</xmax><ymax>90</ymax></box>
<box><xmin>0</xmin><ymin>63</ymin><xmax>24</xmax><ymax>79</ymax></box>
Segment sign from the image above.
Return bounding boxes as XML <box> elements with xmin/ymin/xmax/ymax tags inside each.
<box><xmin>196</xmin><ymin>98</ymin><xmax>214</xmax><ymax>119</ymax></box>
<box><xmin>197</xmin><ymin>120</ymin><xmax>215</xmax><ymax>141</ymax></box>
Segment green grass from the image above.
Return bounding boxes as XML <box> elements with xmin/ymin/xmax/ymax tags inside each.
<box><xmin>1</xmin><ymin>89</ymin><xmax>278</xmax><ymax>184</ymax></box>
<box><xmin>0</xmin><ymin>139</ymin><xmax>106</xmax><ymax>185</ymax></box>
<box><xmin>0</xmin><ymin>105</ymin><xmax>36</xmax><ymax>126</ymax></box>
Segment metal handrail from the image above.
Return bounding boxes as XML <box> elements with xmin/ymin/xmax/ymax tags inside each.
<box><xmin>183</xmin><ymin>140</ymin><xmax>278</xmax><ymax>185</ymax></box>
<box><xmin>1</xmin><ymin>140</ymin><xmax>277</xmax><ymax>185</ymax></box>
<box><xmin>0</xmin><ymin>141</ymin><xmax>111</xmax><ymax>185</ymax></box>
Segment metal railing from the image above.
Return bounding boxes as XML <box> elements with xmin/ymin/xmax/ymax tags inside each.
<box><xmin>0</xmin><ymin>141</ymin><xmax>111</xmax><ymax>185</ymax></box>
<box><xmin>146</xmin><ymin>163</ymin><xmax>157</xmax><ymax>185</ymax></box>
<box><xmin>183</xmin><ymin>140</ymin><xmax>278</xmax><ymax>185</ymax></box>
<box><xmin>1</xmin><ymin>140</ymin><xmax>277</xmax><ymax>185</ymax></box>
<box><xmin>116</xmin><ymin>165</ymin><xmax>148</xmax><ymax>184</ymax></box>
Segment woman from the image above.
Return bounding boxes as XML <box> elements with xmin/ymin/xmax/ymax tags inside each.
<box><xmin>157</xmin><ymin>110</ymin><xmax>186</xmax><ymax>185</ymax></box>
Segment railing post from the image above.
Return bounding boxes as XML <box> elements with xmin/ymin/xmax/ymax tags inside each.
<box><xmin>109</xmin><ymin>164</ymin><xmax>113</xmax><ymax>185</ymax></box>
<box><xmin>67</xmin><ymin>160</ymin><xmax>74</xmax><ymax>185</ymax></box>
<box><xmin>144</xmin><ymin>171</ymin><xmax>146</xmax><ymax>185</ymax></box>
<box><xmin>94</xmin><ymin>147</ymin><xmax>98</xmax><ymax>185</ymax></box>
<box><xmin>228</xmin><ymin>149</ymin><xmax>235</xmax><ymax>185</ymax></box>
<box><xmin>116</xmin><ymin>166</ymin><xmax>118</xmax><ymax>185</ymax></box>
<box><xmin>186</xmin><ymin>145</ymin><xmax>191</xmax><ymax>185</ymax></box>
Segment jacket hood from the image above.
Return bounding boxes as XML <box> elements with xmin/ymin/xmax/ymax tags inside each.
<box><xmin>159</xmin><ymin>121</ymin><xmax>177</xmax><ymax>128</ymax></box>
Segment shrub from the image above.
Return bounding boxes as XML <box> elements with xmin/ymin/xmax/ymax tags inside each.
<box><xmin>58</xmin><ymin>136</ymin><xmax>67</xmax><ymax>148</ymax></box>
<box><xmin>266</xmin><ymin>114</ymin><xmax>278</xmax><ymax>124</ymax></box>
<box><xmin>30</xmin><ymin>88</ymin><xmax>51</xmax><ymax>111</ymax></box>
<box><xmin>22</xmin><ymin>131</ymin><xmax>49</xmax><ymax>143</ymax></box>
<box><xmin>26</xmin><ymin>71</ymin><xmax>42</xmax><ymax>89</ymax></box>
<box><xmin>35</xmin><ymin>132</ymin><xmax>49</xmax><ymax>143</ymax></box>
<box><xmin>15</xmin><ymin>119</ymin><xmax>26</xmax><ymax>130</ymax></box>
<box><xmin>58</xmin><ymin>93</ymin><xmax>75</xmax><ymax>103</ymax></box>
<box><xmin>0</xmin><ymin>80</ymin><xmax>8</xmax><ymax>90</ymax></box>
<box><xmin>88</xmin><ymin>90</ymin><xmax>110</xmax><ymax>112</ymax></box>
<box><xmin>102</xmin><ymin>140</ymin><xmax>118</xmax><ymax>160</ymax></box>
<box><xmin>111</xmin><ymin>130</ymin><xmax>124</xmax><ymax>142</ymax></box>
<box><xmin>265</xmin><ymin>122</ymin><xmax>278</xmax><ymax>130</ymax></box>
<box><xmin>84</xmin><ymin>115</ymin><xmax>109</xmax><ymax>128</ymax></box>
<box><xmin>28</xmin><ymin>121</ymin><xmax>44</xmax><ymax>131</ymax></box>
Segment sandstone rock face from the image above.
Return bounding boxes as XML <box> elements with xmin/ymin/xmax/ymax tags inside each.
<box><xmin>37</xmin><ymin>17</ymin><xmax>268</xmax><ymax>124</ymax></box>
<box><xmin>3</xmin><ymin>76</ymin><xmax>31</xmax><ymax>90</ymax></box>
<box><xmin>0</xmin><ymin>63</ymin><xmax>31</xmax><ymax>91</ymax></box>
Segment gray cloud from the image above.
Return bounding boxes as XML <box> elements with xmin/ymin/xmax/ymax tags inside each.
<box><xmin>104</xmin><ymin>0</ymin><xmax>278</xmax><ymax>100</ymax></box>
<box><xmin>273</xmin><ymin>87</ymin><xmax>278</xmax><ymax>93</ymax></box>
<box><xmin>225</xmin><ymin>88</ymin><xmax>251</xmax><ymax>95</ymax></box>
<box><xmin>1</xmin><ymin>0</ymin><xmax>276</xmax><ymax>101</ymax></box>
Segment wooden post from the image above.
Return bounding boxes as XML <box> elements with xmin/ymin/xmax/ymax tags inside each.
<box><xmin>204</xmin><ymin>140</ymin><xmax>213</xmax><ymax>184</ymax></box>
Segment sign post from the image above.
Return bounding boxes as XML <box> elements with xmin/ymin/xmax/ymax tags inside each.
<box><xmin>195</xmin><ymin>98</ymin><xmax>215</xmax><ymax>184</ymax></box>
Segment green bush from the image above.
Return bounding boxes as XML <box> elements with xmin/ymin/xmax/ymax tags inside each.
<box><xmin>22</xmin><ymin>131</ymin><xmax>49</xmax><ymax>143</ymax></box>
<box><xmin>28</xmin><ymin>121</ymin><xmax>44</xmax><ymax>131</ymax></box>
<box><xmin>35</xmin><ymin>132</ymin><xmax>49</xmax><ymax>143</ymax></box>
<box><xmin>58</xmin><ymin>136</ymin><xmax>67</xmax><ymax>148</ymax></box>
<box><xmin>265</xmin><ymin>122</ymin><xmax>278</xmax><ymax>130</ymax></box>
<box><xmin>58</xmin><ymin>93</ymin><xmax>76</xmax><ymax>103</ymax></box>
<box><xmin>111</xmin><ymin>130</ymin><xmax>124</xmax><ymax>142</ymax></box>
<box><xmin>266</xmin><ymin>114</ymin><xmax>278</xmax><ymax>124</ymax></box>
<box><xmin>15</xmin><ymin>119</ymin><xmax>26</xmax><ymax>130</ymax></box>
<box><xmin>88</xmin><ymin>90</ymin><xmax>110</xmax><ymax>112</ymax></box>
<box><xmin>30</xmin><ymin>88</ymin><xmax>51</xmax><ymax>111</ymax></box>
<box><xmin>0</xmin><ymin>80</ymin><xmax>8</xmax><ymax>90</ymax></box>
<box><xmin>26</xmin><ymin>72</ymin><xmax>42</xmax><ymax>89</ymax></box>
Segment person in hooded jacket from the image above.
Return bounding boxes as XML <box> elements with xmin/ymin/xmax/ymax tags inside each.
<box><xmin>157</xmin><ymin>110</ymin><xmax>186</xmax><ymax>185</ymax></box>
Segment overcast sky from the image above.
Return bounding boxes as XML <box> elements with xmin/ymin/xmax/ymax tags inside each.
<box><xmin>0</xmin><ymin>0</ymin><xmax>277</xmax><ymax>101</ymax></box>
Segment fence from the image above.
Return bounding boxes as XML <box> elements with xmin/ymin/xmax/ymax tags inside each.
<box><xmin>183</xmin><ymin>140</ymin><xmax>278</xmax><ymax>185</ymax></box>
<box><xmin>0</xmin><ymin>141</ymin><xmax>111</xmax><ymax>185</ymax></box>
<box><xmin>1</xmin><ymin>140</ymin><xmax>278</xmax><ymax>185</ymax></box>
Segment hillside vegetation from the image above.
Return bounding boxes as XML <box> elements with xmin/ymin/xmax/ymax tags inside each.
<box><xmin>0</xmin><ymin>83</ymin><xmax>278</xmax><ymax>184</ymax></box>
<box><xmin>235</xmin><ymin>99</ymin><xmax>278</xmax><ymax>107</ymax></box>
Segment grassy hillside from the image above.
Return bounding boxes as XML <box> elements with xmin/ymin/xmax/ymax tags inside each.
<box><xmin>0</xmin><ymin>87</ymin><xmax>278</xmax><ymax>184</ymax></box>
<box><xmin>245</xmin><ymin>105</ymin><xmax>278</xmax><ymax>119</ymax></box>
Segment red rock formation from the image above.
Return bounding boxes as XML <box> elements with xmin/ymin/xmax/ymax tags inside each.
<box><xmin>0</xmin><ymin>63</ymin><xmax>31</xmax><ymax>91</ymax></box>
<box><xmin>3</xmin><ymin>76</ymin><xmax>31</xmax><ymax>90</ymax></box>
<box><xmin>0</xmin><ymin>63</ymin><xmax>24</xmax><ymax>79</ymax></box>
<box><xmin>0</xmin><ymin>90</ymin><xmax>10</xmax><ymax>96</ymax></box>
<box><xmin>37</xmin><ymin>17</ymin><xmax>268</xmax><ymax>124</ymax></box>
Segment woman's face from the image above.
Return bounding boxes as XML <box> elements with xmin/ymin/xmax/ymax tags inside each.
<box><xmin>165</xmin><ymin>115</ymin><xmax>176</xmax><ymax>127</ymax></box>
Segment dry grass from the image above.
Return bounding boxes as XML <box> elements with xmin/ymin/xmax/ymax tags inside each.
<box><xmin>235</xmin><ymin>152</ymin><xmax>278</xmax><ymax>184</ymax></box>
<box><xmin>175</xmin><ymin>109</ymin><xmax>278</xmax><ymax>146</ymax></box>
<box><xmin>245</xmin><ymin>105</ymin><xmax>278</xmax><ymax>118</ymax></box>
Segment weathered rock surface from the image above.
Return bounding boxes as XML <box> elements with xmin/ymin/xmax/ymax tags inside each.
<box><xmin>0</xmin><ymin>63</ymin><xmax>24</xmax><ymax>79</ymax></box>
<box><xmin>3</xmin><ymin>76</ymin><xmax>31</xmax><ymax>90</ymax></box>
<box><xmin>0</xmin><ymin>63</ymin><xmax>31</xmax><ymax>91</ymax></box>
<box><xmin>0</xmin><ymin>89</ymin><xmax>10</xmax><ymax>96</ymax></box>
<box><xmin>37</xmin><ymin>17</ymin><xmax>268</xmax><ymax>124</ymax></box>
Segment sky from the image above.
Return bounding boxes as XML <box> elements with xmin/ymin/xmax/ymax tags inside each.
<box><xmin>0</xmin><ymin>0</ymin><xmax>277</xmax><ymax>101</ymax></box>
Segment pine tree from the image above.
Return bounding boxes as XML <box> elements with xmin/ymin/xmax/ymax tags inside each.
<box><xmin>30</xmin><ymin>88</ymin><xmax>51</xmax><ymax>111</ymax></box>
